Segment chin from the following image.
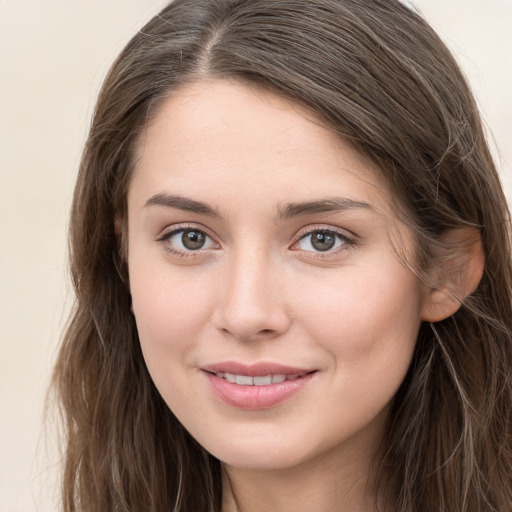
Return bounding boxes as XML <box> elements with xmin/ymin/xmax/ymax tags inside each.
<box><xmin>219</xmin><ymin>451</ymin><xmax>306</xmax><ymax>471</ymax></box>
<box><xmin>200</xmin><ymin>435</ymin><xmax>307</xmax><ymax>470</ymax></box>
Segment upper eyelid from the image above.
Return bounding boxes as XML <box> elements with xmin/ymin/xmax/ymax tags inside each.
<box><xmin>293</xmin><ymin>224</ymin><xmax>356</xmax><ymax>242</ymax></box>
<box><xmin>156</xmin><ymin>223</ymin><xmax>217</xmax><ymax>241</ymax></box>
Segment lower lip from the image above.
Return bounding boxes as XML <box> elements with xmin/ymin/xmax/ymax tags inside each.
<box><xmin>204</xmin><ymin>371</ymin><xmax>316</xmax><ymax>410</ymax></box>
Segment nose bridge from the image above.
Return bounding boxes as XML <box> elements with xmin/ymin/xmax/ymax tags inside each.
<box><xmin>214</xmin><ymin>242</ymin><xmax>289</xmax><ymax>341</ymax></box>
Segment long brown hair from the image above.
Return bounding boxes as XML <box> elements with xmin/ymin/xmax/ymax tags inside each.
<box><xmin>51</xmin><ymin>1</ymin><xmax>512</xmax><ymax>510</ymax></box>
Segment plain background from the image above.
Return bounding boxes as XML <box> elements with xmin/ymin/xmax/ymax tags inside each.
<box><xmin>1</xmin><ymin>1</ymin><xmax>511</xmax><ymax>510</ymax></box>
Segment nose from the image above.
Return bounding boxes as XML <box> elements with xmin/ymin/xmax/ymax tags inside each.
<box><xmin>212</xmin><ymin>251</ymin><xmax>291</xmax><ymax>342</ymax></box>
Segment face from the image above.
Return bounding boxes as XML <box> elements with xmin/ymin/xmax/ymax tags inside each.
<box><xmin>127</xmin><ymin>80</ymin><xmax>429</xmax><ymax>471</ymax></box>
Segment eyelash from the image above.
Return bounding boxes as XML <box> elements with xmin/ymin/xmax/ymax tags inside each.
<box><xmin>292</xmin><ymin>226</ymin><xmax>356</xmax><ymax>258</ymax></box>
<box><xmin>155</xmin><ymin>224</ymin><xmax>356</xmax><ymax>259</ymax></box>
<box><xmin>155</xmin><ymin>224</ymin><xmax>218</xmax><ymax>259</ymax></box>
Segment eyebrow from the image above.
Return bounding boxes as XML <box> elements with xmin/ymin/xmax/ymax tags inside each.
<box><xmin>275</xmin><ymin>197</ymin><xmax>373</xmax><ymax>220</ymax></box>
<box><xmin>144</xmin><ymin>193</ymin><xmax>372</xmax><ymax>220</ymax></box>
<box><xmin>144</xmin><ymin>193</ymin><xmax>222</xmax><ymax>218</ymax></box>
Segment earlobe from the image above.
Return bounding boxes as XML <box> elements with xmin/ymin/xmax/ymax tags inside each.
<box><xmin>421</xmin><ymin>228</ymin><xmax>485</xmax><ymax>323</ymax></box>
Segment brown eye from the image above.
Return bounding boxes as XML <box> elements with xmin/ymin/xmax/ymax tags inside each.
<box><xmin>181</xmin><ymin>230</ymin><xmax>206</xmax><ymax>250</ymax></box>
<box><xmin>310</xmin><ymin>232</ymin><xmax>336</xmax><ymax>251</ymax></box>
<box><xmin>296</xmin><ymin>229</ymin><xmax>348</xmax><ymax>253</ymax></box>
<box><xmin>162</xmin><ymin>228</ymin><xmax>217</xmax><ymax>254</ymax></box>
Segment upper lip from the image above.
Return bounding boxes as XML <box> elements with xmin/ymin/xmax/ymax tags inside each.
<box><xmin>201</xmin><ymin>361</ymin><xmax>314</xmax><ymax>377</ymax></box>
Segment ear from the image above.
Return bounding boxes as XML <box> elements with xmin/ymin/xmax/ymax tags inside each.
<box><xmin>421</xmin><ymin>227</ymin><xmax>485</xmax><ymax>322</ymax></box>
<box><xmin>114</xmin><ymin>215</ymin><xmax>131</xmax><ymax>295</ymax></box>
<box><xmin>114</xmin><ymin>215</ymin><xmax>123</xmax><ymax>236</ymax></box>
<box><xmin>114</xmin><ymin>215</ymin><xmax>128</xmax><ymax>261</ymax></box>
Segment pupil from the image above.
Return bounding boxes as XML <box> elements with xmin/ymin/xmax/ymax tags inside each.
<box><xmin>311</xmin><ymin>232</ymin><xmax>335</xmax><ymax>251</ymax></box>
<box><xmin>182</xmin><ymin>230</ymin><xmax>205</xmax><ymax>250</ymax></box>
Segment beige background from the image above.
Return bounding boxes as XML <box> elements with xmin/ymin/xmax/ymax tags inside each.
<box><xmin>1</xmin><ymin>1</ymin><xmax>511</xmax><ymax>511</ymax></box>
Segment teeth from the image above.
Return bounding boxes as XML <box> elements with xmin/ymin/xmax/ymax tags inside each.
<box><xmin>214</xmin><ymin>372</ymin><xmax>302</xmax><ymax>385</ymax></box>
<box><xmin>224</xmin><ymin>372</ymin><xmax>236</xmax><ymax>383</ymax></box>
<box><xmin>235</xmin><ymin>375</ymin><xmax>254</xmax><ymax>385</ymax></box>
<box><xmin>253</xmin><ymin>375</ymin><xmax>272</xmax><ymax>385</ymax></box>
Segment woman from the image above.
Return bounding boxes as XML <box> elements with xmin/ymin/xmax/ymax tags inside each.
<box><xmin>52</xmin><ymin>1</ymin><xmax>512</xmax><ymax>511</ymax></box>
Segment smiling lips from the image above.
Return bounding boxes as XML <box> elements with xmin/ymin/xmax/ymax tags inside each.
<box><xmin>202</xmin><ymin>362</ymin><xmax>316</xmax><ymax>410</ymax></box>
<box><xmin>215</xmin><ymin>372</ymin><xmax>301</xmax><ymax>385</ymax></box>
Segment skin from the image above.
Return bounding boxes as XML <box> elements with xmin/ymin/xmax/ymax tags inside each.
<box><xmin>127</xmin><ymin>80</ymin><xmax>439</xmax><ymax>512</ymax></box>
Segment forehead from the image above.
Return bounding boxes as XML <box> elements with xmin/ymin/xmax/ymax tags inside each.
<box><xmin>130</xmin><ymin>80</ymin><xmax>392</xmax><ymax>217</ymax></box>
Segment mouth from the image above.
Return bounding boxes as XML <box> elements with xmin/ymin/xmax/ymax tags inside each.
<box><xmin>201</xmin><ymin>362</ymin><xmax>317</xmax><ymax>410</ymax></box>
<box><xmin>207</xmin><ymin>371</ymin><xmax>310</xmax><ymax>386</ymax></box>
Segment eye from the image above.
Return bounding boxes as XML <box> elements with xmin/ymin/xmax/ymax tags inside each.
<box><xmin>295</xmin><ymin>229</ymin><xmax>351</xmax><ymax>253</ymax></box>
<box><xmin>158</xmin><ymin>227</ymin><xmax>218</xmax><ymax>254</ymax></box>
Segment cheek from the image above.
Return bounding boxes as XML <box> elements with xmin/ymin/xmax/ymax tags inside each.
<box><xmin>297</xmin><ymin>263</ymin><xmax>422</xmax><ymax>374</ymax></box>
<box><xmin>129</xmin><ymin>265</ymin><xmax>220</xmax><ymax>418</ymax></box>
<box><xmin>294</xmin><ymin>265</ymin><xmax>422</xmax><ymax>438</ymax></box>
<box><xmin>129</xmin><ymin>263</ymin><xmax>215</xmax><ymax>360</ymax></box>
